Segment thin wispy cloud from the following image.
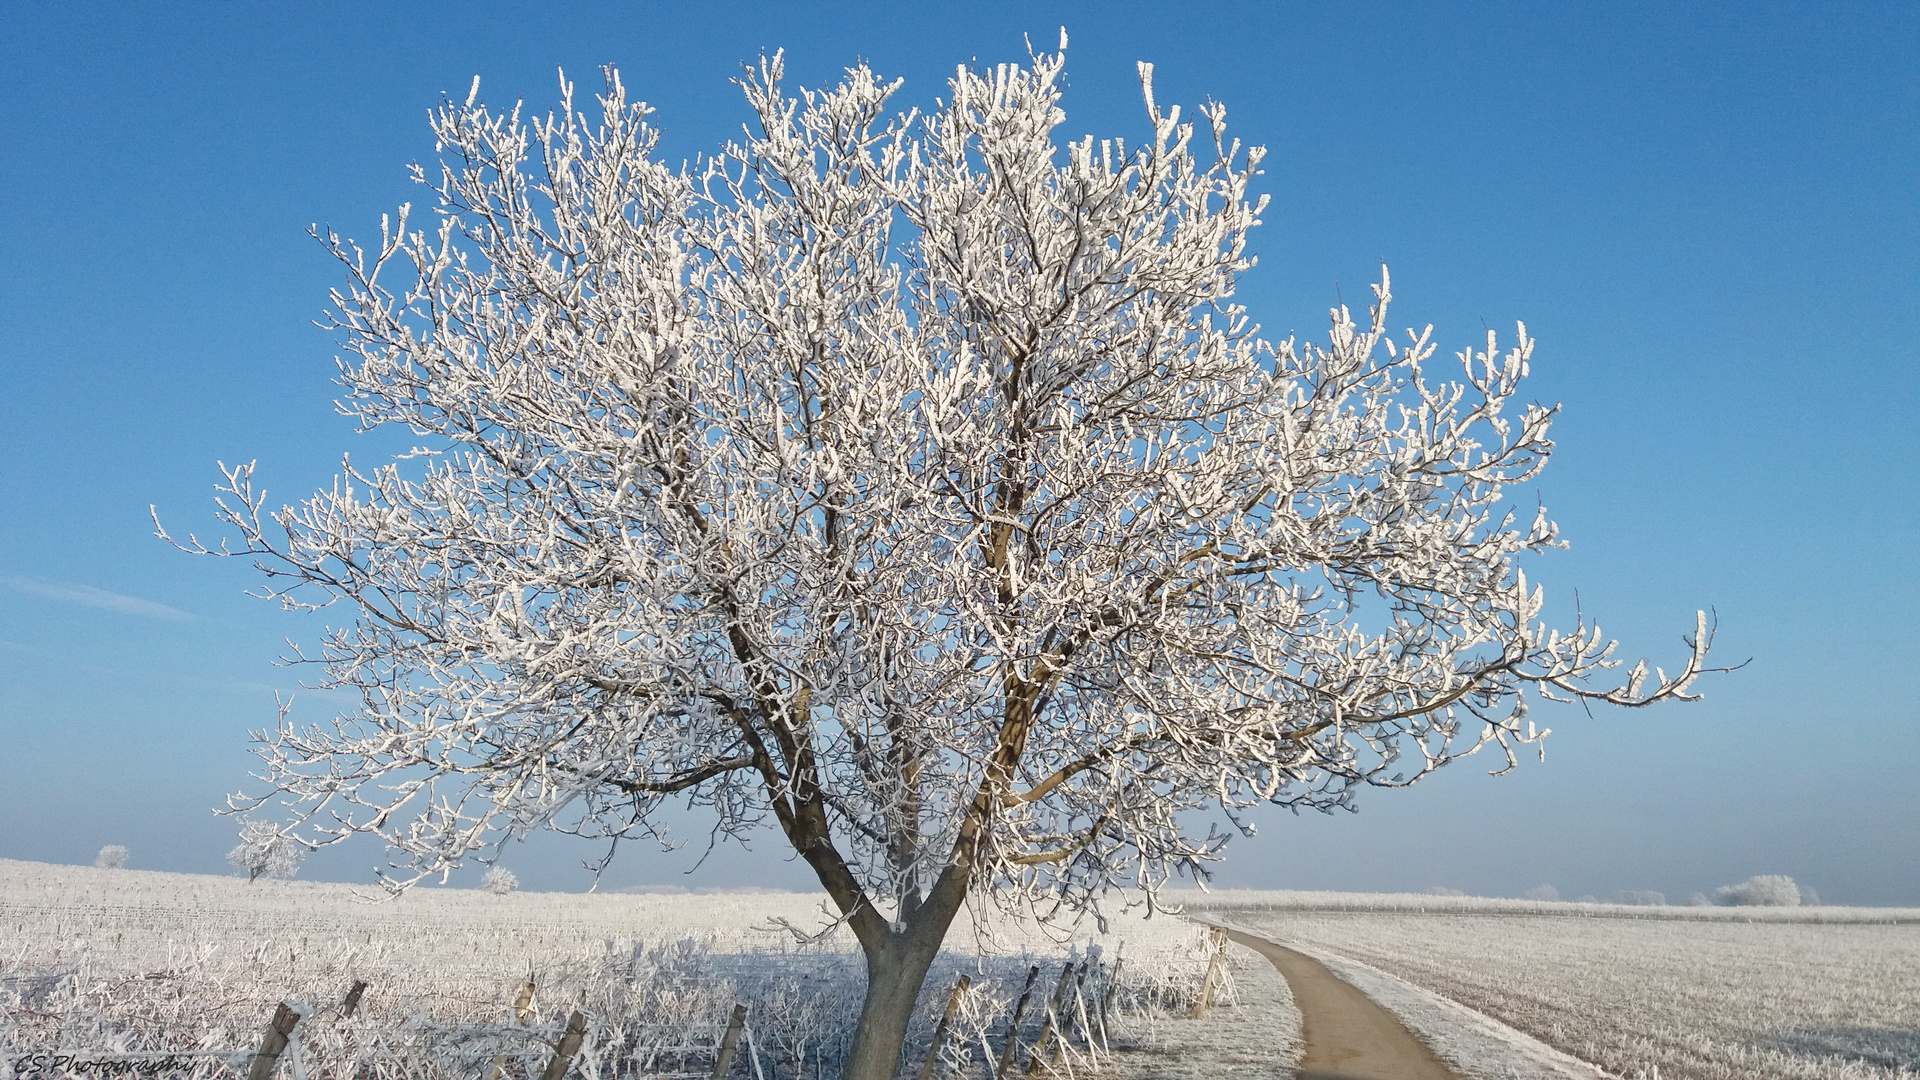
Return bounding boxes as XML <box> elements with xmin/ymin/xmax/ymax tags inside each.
<box><xmin>2</xmin><ymin>576</ymin><xmax>194</xmax><ymax>621</ymax></box>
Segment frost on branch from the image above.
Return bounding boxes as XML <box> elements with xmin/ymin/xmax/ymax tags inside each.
<box><xmin>165</xmin><ymin>48</ymin><xmax>1720</xmax><ymax>939</ymax></box>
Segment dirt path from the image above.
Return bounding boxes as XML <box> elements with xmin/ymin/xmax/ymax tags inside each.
<box><xmin>1225</xmin><ymin>929</ymin><xmax>1463</xmax><ymax>1080</ymax></box>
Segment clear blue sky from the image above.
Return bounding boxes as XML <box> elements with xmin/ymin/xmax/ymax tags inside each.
<box><xmin>2</xmin><ymin>2</ymin><xmax>1914</xmax><ymax>903</ymax></box>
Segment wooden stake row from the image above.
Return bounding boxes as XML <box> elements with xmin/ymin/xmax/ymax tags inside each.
<box><xmin>246</xmin><ymin>979</ymin><xmax>592</xmax><ymax>1080</ymax></box>
<box><xmin>240</xmin><ymin>942</ymin><xmax>1205</xmax><ymax>1080</ymax></box>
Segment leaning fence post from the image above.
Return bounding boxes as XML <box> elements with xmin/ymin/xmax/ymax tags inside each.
<box><xmin>489</xmin><ymin>979</ymin><xmax>539</xmax><ymax>1080</ymax></box>
<box><xmin>1062</xmin><ymin>965</ymin><xmax>1093</xmax><ymax>1065</ymax></box>
<box><xmin>514</xmin><ymin>979</ymin><xmax>537</xmax><ymax>1025</ymax></box>
<box><xmin>542</xmin><ymin>1010</ymin><xmax>589</xmax><ymax>1080</ymax></box>
<box><xmin>1096</xmin><ymin>956</ymin><xmax>1122</xmax><ymax>1052</ymax></box>
<box><xmin>247</xmin><ymin>1002</ymin><xmax>303</xmax><ymax>1080</ymax></box>
<box><xmin>1024</xmin><ymin>962</ymin><xmax>1076</xmax><ymax>1076</ymax></box>
<box><xmin>340</xmin><ymin>979</ymin><xmax>368</xmax><ymax>1018</ymax></box>
<box><xmin>915</xmin><ymin>974</ymin><xmax>972</xmax><ymax>1080</ymax></box>
<box><xmin>994</xmin><ymin>965</ymin><xmax>1040</xmax><ymax>1080</ymax></box>
<box><xmin>1188</xmin><ymin>927</ymin><xmax>1230</xmax><ymax>1020</ymax></box>
<box><xmin>710</xmin><ymin>1003</ymin><xmax>749</xmax><ymax>1080</ymax></box>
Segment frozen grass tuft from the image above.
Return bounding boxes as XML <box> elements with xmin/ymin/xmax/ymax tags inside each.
<box><xmin>0</xmin><ymin>859</ymin><xmax>1232</xmax><ymax>1079</ymax></box>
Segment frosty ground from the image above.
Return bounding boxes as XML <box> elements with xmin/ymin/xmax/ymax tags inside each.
<box><xmin>0</xmin><ymin>859</ymin><xmax>1234</xmax><ymax>1080</ymax></box>
<box><xmin>5</xmin><ymin>861</ymin><xmax>1917</xmax><ymax>1080</ymax></box>
<box><xmin>1188</xmin><ymin>890</ymin><xmax>1920</xmax><ymax>1080</ymax></box>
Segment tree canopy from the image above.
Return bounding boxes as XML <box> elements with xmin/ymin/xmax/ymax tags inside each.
<box><xmin>166</xmin><ymin>41</ymin><xmax>1718</xmax><ymax>1078</ymax></box>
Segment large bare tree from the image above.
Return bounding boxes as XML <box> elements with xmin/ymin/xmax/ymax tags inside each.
<box><xmin>165</xmin><ymin>41</ymin><xmax>1719</xmax><ymax>1079</ymax></box>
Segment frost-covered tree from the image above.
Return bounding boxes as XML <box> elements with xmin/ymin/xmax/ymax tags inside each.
<box><xmin>1610</xmin><ymin>889</ymin><xmax>1665</xmax><ymax>906</ymax></box>
<box><xmin>227</xmin><ymin>820</ymin><xmax>306</xmax><ymax>882</ymax></box>
<box><xmin>164</xmin><ymin>40</ymin><xmax>1721</xmax><ymax>1079</ymax></box>
<box><xmin>482</xmin><ymin>866</ymin><xmax>519</xmax><ymax>895</ymax></box>
<box><xmin>1524</xmin><ymin>884</ymin><xmax>1559</xmax><ymax>902</ymax></box>
<box><xmin>93</xmin><ymin>845</ymin><xmax>129</xmax><ymax>869</ymax></box>
<box><xmin>1713</xmin><ymin>875</ymin><xmax>1801</xmax><ymax>907</ymax></box>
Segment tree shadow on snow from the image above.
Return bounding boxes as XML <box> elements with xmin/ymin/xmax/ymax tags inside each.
<box><xmin>1765</xmin><ymin>1027</ymin><xmax>1920</xmax><ymax>1072</ymax></box>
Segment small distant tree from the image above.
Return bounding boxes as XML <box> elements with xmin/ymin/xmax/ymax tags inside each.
<box><xmin>1798</xmin><ymin>884</ymin><xmax>1820</xmax><ymax>906</ymax></box>
<box><xmin>1524</xmin><ymin>884</ymin><xmax>1559</xmax><ymax>902</ymax></box>
<box><xmin>94</xmin><ymin>845</ymin><xmax>129</xmax><ymax>869</ymax></box>
<box><xmin>1686</xmin><ymin>891</ymin><xmax>1711</xmax><ymax>906</ymax></box>
<box><xmin>227</xmin><ymin>820</ymin><xmax>306</xmax><ymax>882</ymax></box>
<box><xmin>483</xmin><ymin>866</ymin><xmax>519</xmax><ymax>895</ymax></box>
<box><xmin>1610</xmin><ymin>889</ymin><xmax>1664</xmax><ymax>906</ymax></box>
<box><xmin>1426</xmin><ymin>886</ymin><xmax>1467</xmax><ymax>897</ymax></box>
<box><xmin>166</xmin><ymin>40</ymin><xmax>1726</xmax><ymax>1080</ymax></box>
<box><xmin>1713</xmin><ymin>874</ymin><xmax>1800</xmax><ymax>907</ymax></box>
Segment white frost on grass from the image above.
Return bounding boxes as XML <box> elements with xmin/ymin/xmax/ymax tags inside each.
<box><xmin>1222</xmin><ymin>908</ymin><xmax>1920</xmax><ymax>1080</ymax></box>
<box><xmin>1206</xmin><ymin>917</ymin><xmax>1613</xmax><ymax>1080</ymax></box>
<box><xmin>1299</xmin><ymin>944</ymin><xmax>1615</xmax><ymax>1080</ymax></box>
<box><xmin>0</xmin><ymin>858</ymin><xmax>1227</xmax><ymax>1080</ymax></box>
<box><xmin>1178</xmin><ymin>887</ymin><xmax>1920</xmax><ymax>924</ymax></box>
<box><xmin>1107</xmin><ymin>944</ymin><xmax>1301</xmax><ymax>1080</ymax></box>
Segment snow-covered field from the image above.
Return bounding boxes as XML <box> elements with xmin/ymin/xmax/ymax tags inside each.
<box><xmin>0</xmin><ymin>859</ymin><xmax>1229</xmax><ymax>1079</ymax></box>
<box><xmin>1201</xmin><ymin>895</ymin><xmax>1920</xmax><ymax>1080</ymax></box>
<box><xmin>1182</xmin><ymin>887</ymin><xmax>1920</xmax><ymax>923</ymax></box>
<box><xmin>16</xmin><ymin>865</ymin><xmax>1912</xmax><ymax>1080</ymax></box>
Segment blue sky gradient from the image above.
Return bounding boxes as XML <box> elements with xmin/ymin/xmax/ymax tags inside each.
<box><xmin>2</xmin><ymin>1</ymin><xmax>1914</xmax><ymax>902</ymax></box>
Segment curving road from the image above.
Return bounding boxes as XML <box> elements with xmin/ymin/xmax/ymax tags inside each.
<box><xmin>1224</xmin><ymin>929</ymin><xmax>1462</xmax><ymax>1080</ymax></box>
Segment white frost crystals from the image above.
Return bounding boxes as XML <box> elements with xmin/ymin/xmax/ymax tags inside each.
<box><xmin>156</xmin><ymin>36</ymin><xmax>1721</xmax><ymax>1020</ymax></box>
<box><xmin>1713</xmin><ymin>875</ymin><xmax>1805</xmax><ymax>907</ymax></box>
<box><xmin>227</xmin><ymin>818</ymin><xmax>307</xmax><ymax>882</ymax></box>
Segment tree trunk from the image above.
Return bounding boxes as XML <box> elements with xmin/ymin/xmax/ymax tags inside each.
<box><xmin>840</xmin><ymin>924</ymin><xmax>950</xmax><ymax>1080</ymax></box>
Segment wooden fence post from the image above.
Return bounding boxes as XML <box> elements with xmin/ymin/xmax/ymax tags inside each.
<box><xmin>247</xmin><ymin>1002</ymin><xmax>303</xmax><ymax>1080</ymax></box>
<box><xmin>993</xmin><ymin>965</ymin><xmax>1040</xmax><ymax>1080</ymax></box>
<box><xmin>488</xmin><ymin>979</ymin><xmax>538</xmax><ymax>1080</ymax></box>
<box><xmin>710</xmin><ymin>1003</ymin><xmax>748</xmax><ymax>1080</ymax></box>
<box><xmin>1096</xmin><ymin>956</ymin><xmax>1123</xmax><ymax>1051</ymax></box>
<box><xmin>340</xmin><ymin>979</ymin><xmax>368</xmax><ymax>1018</ymax></box>
<box><xmin>541</xmin><ymin>1010</ymin><xmax>589</xmax><ymax>1080</ymax></box>
<box><xmin>1188</xmin><ymin>927</ymin><xmax>1230</xmax><ymax>1020</ymax></box>
<box><xmin>1023</xmin><ymin>962</ymin><xmax>1076</xmax><ymax>1076</ymax></box>
<box><xmin>1054</xmin><ymin>965</ymin><xmax>1090</xmax><ymax>1067</ymax></box>
<box><xmin>915</xmin><ymin>975</ymin><xmax>971</xmax><ymax>1080</ymax></box>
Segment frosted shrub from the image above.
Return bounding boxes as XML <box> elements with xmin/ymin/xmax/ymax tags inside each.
<box><xmin>1427</xmin><ymin>886</ymin><xmax>1467</xmax><ymax>897</ymax></box>
<box><xmin>1713</xmin><ymin>875</ymin><xmax>1801</xmax><ymax>907</ymax></box>
<box><xmin>1687</xmin><ymin>892</ymin><xmax>1711</xmax><ymax>906</ymax></box>
<box><xmin>226</xmin><ymin>819</ymin><xmax>305</xmax><ymax>882</ymax></box>
<box><xmin>1610</xmin><ymin>890</ymin><xmax>1665</xmax><ymax>906</ymax></box>
<box><xmin>1524</xmin><ymin>885</ymin><xmax>1560</xmax><ymax>902</ymax></box>
<box><xmin>483</xmin><ymin>867</ymin><xmax>518</xmax><ymax>895</ymax></box>
<box><xmin>93</xmin><ymin>845</ymin><xmax>128</xmax><ymax>869</ymax></box>
<box><xmin>1799</xmin><ymin>885</ymin><xmax>1821</xmax><ymax>906</ymax></box>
